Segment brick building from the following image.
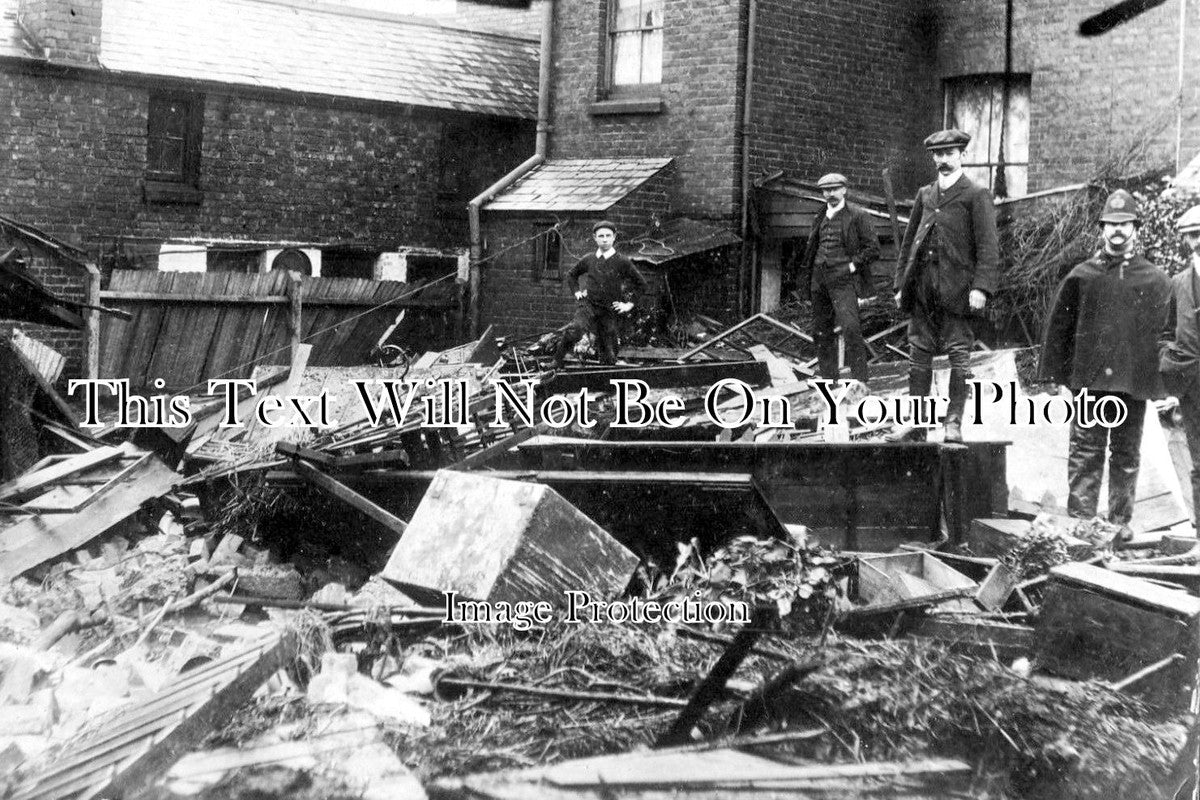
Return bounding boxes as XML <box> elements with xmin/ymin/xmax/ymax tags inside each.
<box><xmin>0</xmin><ymin>0</ymin><xmax>538</xmax><ymax>377</ymax></box>
<box><xmin>478</xmin><ymin>0</ymin><xmax>1200</xmax><ymax>342</ymax></box>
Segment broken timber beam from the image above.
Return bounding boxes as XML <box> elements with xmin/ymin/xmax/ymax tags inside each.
<box><xmin>290</xmin><ymin>458</ymin><xmax>407</xmax><ymax>537</ymax></box>
<box><xmin>542</xmin><ymin>359</ymin><xmax>770</xmax><ymax>393</ymax></box>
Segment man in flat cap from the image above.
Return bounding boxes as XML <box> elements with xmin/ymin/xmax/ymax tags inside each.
<box><xmin>798</xmin><ymin>172</ymin><xmax>881</xmax><ymax>385</ymax></box>
<box><xmin>1041</xmin><ymin>190</ymin><xmax>1171</xmax><ymax>529</ymax></box>
<box><xmin>1159</xmin><ymin>204</ymin><xmax>1200</xmax><ymax>517</ymax></box>
<box><xmin>890</xmin><ymin>128</ymin><xmax>1000</xmax><ymax>442</ymax></box>
<box><xmin>552</xmin><ymin>220</ymin><xmax>648</xmax><ymax>368</ymax></box>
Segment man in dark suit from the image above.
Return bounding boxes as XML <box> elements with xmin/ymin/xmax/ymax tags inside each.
<box><xmin>798</xmin><ymin>172</ymin><xmax>881</xmax><ymax>385</ymax></box>
<box><xmin>552</xmin><ymin>220</ymin><xmax>647</xmax><ymax>368</ymax></box>
<box><xmin>890</xmin><ymin>129</ymin><xmax>1000</xmax><ymax>442</ymax></box>
<box><xmin>1160</xmin><ymin>204</ymin><xmax>1200</xmax><ymax>518</ymax></box>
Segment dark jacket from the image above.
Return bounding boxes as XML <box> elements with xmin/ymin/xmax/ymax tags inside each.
<box><xmin>894</xmin><ymin>173</ymin><xmax>1001</xmax><ymax>314</ymax></box>
<box><xmin>1040</xmin><ymin>249</ymin><xmax>1172</xmax><ymax>400</ymax></box>
<box><xmin>1160</xmin><ymin>266</ymin><xmax>1200</xmax><ymax>396</ymax></box>
<box><xmin>565</xmin><ymin>250</ymin><xmax>648</xmax><ymax>309</ymax></box>
<box><xmin>799</xmin><ymin>202</ymin><xmax>881</xmax><ymax>299</ymax></box>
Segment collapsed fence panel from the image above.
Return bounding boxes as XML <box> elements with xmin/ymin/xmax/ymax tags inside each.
<box><xmin>98</xmin><ymin>270</ymin><xmax>458</xmax><ymax>392</ymax></box>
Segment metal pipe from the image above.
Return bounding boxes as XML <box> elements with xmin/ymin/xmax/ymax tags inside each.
<box><xmin>466</xmin><ymin>0</ymin><xmax>554</xmax><ymax>338</ymax></box>
<box><xmin>739</xmin><ymin>0</ymin><xmax>758</xmax><ymax>315</ymax></box>
<box><xmin>1178</xmin><ymin>0</ymin><xmax>1188</xmax><ymax>173</ymax></box>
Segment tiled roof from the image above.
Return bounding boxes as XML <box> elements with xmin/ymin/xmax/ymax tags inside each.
<box><xmin>0</xmin><ymin>0</ymin><xmax>539</xmax><ymax>119</ymax></box>
<box><xmin>486</xmin><ymin>158</ymin><xmax>674</xmax><ymax>211</ymax></box>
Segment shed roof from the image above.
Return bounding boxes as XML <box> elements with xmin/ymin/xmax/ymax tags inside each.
<box><xmin>486</xmin><ymin>158</ymin><xmax>674</xmax><ymax>211</ymax></box>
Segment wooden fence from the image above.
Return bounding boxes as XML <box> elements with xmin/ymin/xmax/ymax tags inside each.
<box><xmin>98</xmin><ymin>271</ymin><xmax>459</xmax><ymax>392</ymax></box>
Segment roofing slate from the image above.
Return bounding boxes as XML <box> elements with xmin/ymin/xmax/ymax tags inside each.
<box><xmin>486</xmin><ymin>158</ymin><xmax>674</xmax><ymax>211</ymax></box>
<box><xmin>0</xmin><ymin>0</ymin><xmax>538</xmax><ymax>119</ymax></box>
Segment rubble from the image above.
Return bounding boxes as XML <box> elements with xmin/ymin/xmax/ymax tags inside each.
<box><xmin>0</xmin><ymin>314</ymin><xmax>1197</xmax><ymax>799</ymax></box>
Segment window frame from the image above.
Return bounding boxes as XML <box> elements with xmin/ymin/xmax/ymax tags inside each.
<box><xmin>532</xmin><ymin>227</ymin><xmax>563</xmax><ymax>282</ymax></box>
<box><xmin>603</xmin><ymin>0</ymin><xmax>664</xmax><ymax>99</ymax></box>
<box><xmin>943</xmin><ymin>73</ymin><xmax>1030</xmax><ymax>199</ymax></box>
<box><xmin>144</xmin><ymin>90</ymin><xmax>205</xmax><ymax>204</ymax></box>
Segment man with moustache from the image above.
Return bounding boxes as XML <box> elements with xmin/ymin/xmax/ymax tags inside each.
<box><xmin>552</xmin><ymin>220</ymin><xmax>647</xmax><ymax>369</ymax></box>
<box><xmin>798</xmin><ymin>172</ymin><xmax>881</xmax><ymax>386</ymax></box>
<box><xmin>1159</xmin><ymin>205</ymin><xmax>1200</xmax><ymax>517</ymax></box>
<box><xmin>1040</xmin><ymin>190</ymin><xmax>1171</xmax><ymax>529</ymax></box>
<box><xmin>890</xmin><ymin>129</ymin><xmax>1000</xmax><ymax>442</ymax></box>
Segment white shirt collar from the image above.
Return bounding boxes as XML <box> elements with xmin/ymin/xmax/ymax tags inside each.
<box><xmin>1191</xmin><ymin>253</ymin><xmax>1200</xmax><ymax>275</ymax></box>
<box><xmin>825</xmin><ymin>200</ymin><xmax>845</xmax><ymax>219</ymax></box>
<box><xmin>596</xmin><ymin>247</ymin><xmax>615</xmax><ymax>259</ymax></box>
<box><xmin>937</xmin><ymin>169</ymin><xmax>963</xmax><ymax>191</ymax></box>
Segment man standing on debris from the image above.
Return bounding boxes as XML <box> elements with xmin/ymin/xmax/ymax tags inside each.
<box><xmin>798</xmin><ymin>172</ymin><xmax>881</xmax><ymax>386</ymax></box>
<box><xmin>552</xmin><ymin>220</ymin><xmax>648</xmax><ymax>368</ymax></box>
<box><xmin>1041</xmin><ymin>190</ymin><xmax>1171</xmax><ymax>529</ymax></box>
<box><xmin>1159</xmin><ymin>204</ymin><xmax>1200</xmax><ymax>516</ymax></box>
<box><xmin>890</xmin><ymin>129</ymin><xmax>1000</xmax><ymax>443</ymax></box>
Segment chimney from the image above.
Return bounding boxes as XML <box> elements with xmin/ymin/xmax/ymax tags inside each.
<box><xmin>17</xmin><ymin>0</ymin><xmax>101</xmax><ymax>65</ymax></box>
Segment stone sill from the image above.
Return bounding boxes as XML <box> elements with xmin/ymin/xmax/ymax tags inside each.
<box><xmin>589</xmin><ymin>97</ymin><xmax>665</xmax><ymax>116</ymax></box>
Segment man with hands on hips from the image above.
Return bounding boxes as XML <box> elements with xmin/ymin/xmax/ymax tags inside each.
<box><xmin>552</xmin><ymin>220</ymin><xmax>648</xmax><ymax>369</ymax></box>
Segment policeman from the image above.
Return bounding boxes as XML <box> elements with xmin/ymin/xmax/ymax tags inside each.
<box><xmin>1041</xmin><ymin>190</ymin><xmax>1171</xmax><ymax>527</ymax></box>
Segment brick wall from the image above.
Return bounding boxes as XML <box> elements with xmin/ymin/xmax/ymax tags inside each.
<box><xmin>750</xmin><ymin>0</ymin><xmax>940</xmax><ymax>198</ymax></box>
<box><xmin>935</xmin><ymin>0</ymin><xmax>1200</xmax><ymax>190</ymax></box>
<box><xmin>0</xmin><ymin>65</ymin><xmax>533</xmax><ymax>376</ymax></box>
<box><xmin>17</xmin><ymin>0</ymin><xmax>102</xmax><ymax>64</ymax></box>
<box><xmin>549</xmin><ymin>0</ymin><xmax>744</xmax><ymax>222</ymax></box>
<box><xmin>449</xmin><ymin>0</ymin><xmax>544</xmax><ymax>38</ymax></box>
<box><xmin>479</xmin><ymin>167</ymin><xmax>677</xmax><ymax>340</ymax></box>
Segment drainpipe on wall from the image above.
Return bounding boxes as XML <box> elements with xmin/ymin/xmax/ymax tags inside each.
<box><xmin>466</xmin><ymin>0</ymin><xmax>553</xmax><ymax>339</ymax></box>
<box><xmin>739</xmin><ymin>0</ymin><xmax>758</xmax><ymax>316</ymax></box>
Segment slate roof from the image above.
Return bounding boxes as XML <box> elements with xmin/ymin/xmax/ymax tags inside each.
<box><xmin>0</xmin><ymin>0</ymin><xmax>539</xmax><ymax>119</ymax></box>
<box><xmin>486</xmin><ymin>158</ymin><xmax>674</xmax><ymax>211</ymax></box>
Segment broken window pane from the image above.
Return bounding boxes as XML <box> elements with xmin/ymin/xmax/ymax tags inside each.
<box><xmin>945</xmin><ymin>74</ymin><xmax>1030</xmax><ymax>198</ymax></box>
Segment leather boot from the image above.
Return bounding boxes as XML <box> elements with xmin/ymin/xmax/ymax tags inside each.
<box><xmin>943</xmin><ymin>368</ymin><xmax>968</xmax><ymax>443</ymax></box>
<box><xmin>887</xmin><ymin>366</ymin><xmax>932</xmax><ymax>442</ymax></box>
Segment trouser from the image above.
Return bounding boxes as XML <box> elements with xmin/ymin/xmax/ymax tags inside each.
<box><xmin>812</xmin><ymin>271</ymin><xmax>869</xmax><ymax>382</ymax></box>
<box><xmin>1067</xmin><ymin>392</ymin><xmax>1145</xmax><ymax>525</ymax></box>
<box><xmin>1176</xmin><ymin>379</ymin><xmax>1200</xmax><ymax>517</ymax></box>
<box><xmin>906</xmin><ymin>296</ymin><xmax>974</xmax><ymax>423</ymax></box>
<box><xmin>554</xmin><ymin>302</ymin><xmax>620</xmax><ymax>366</ymax></box>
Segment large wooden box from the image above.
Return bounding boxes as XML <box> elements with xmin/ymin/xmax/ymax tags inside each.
<box><xmin>382</xmin><ymin>470</ymin><xmax>639</xmax><ymax>606</ymax></box>
<box><xmin>1037</xmin><ymin>563</ymin><xmax>1200</xmax><ymax>706</ymax></box>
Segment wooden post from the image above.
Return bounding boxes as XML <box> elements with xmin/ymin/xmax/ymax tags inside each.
<box><xmin>881</xmin><ymin>168</ymin><xmax>904</xmax><ymax>270</ymax></box>
<box><xmin>85</xmin><ymin>267</ymin><xmax>101</xmax><ymax>379</ymax></box>
<box><xmin>286</xmin><ymin>272</ymin><xmax>303</xmax><ymax>360</ymax></box>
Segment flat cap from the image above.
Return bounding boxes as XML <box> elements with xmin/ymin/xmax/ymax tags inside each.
<box><xmin>1098</xmin><ymin>189</ymin><xmax>1140</xmax><ymax>224</ymax></box>
<box><xmin>924</xmin><ymin>129</ymin><xmax>971</xmax><ymax>151</ymax></box>
<box><xmin>592</xmin><ymin>220</ymin><xmax>617</xmax><ymax>234</ymax></box>
<box><xmin>816</xmin><ymin>172</ymin><xmax>848</xmax><ymax>189</ymax></box>
<box><xmin>1178</xmin><ymin>205</ymin><xmax>1200</xmax><ymax>233</ymax></box>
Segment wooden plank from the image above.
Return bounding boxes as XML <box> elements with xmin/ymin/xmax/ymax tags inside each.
<box><xmin>291</xmin><ymin>459</ymin><xmax>408</xmax><ymax>537</ymax></box>
<box><xmin>20</xmin><ymin>452</ymin><xmax>151</xmax><ymax>513</ymax></box>
<box><xmin>10</xmin><ymin>635</ymin><xmax>294</xmax><ymax>800</ymax></box>
<box><xmin>0</xmin><ymin>454</ymin><xmax>177</xmax><ymax>583</ymax></box>
<box><xmin>0</xmin><ymin>445</ymin><xmax>124</xmax><ymax>502</ymax></box>
<box><xmin>1050</xmin><ymin>562</ymin><xmax>1200</xmax><ymax>618</ymax></box>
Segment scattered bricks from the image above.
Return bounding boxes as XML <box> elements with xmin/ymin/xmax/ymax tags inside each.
<box><xmin>208</xmin><ymin>534</ymin><xmax>246</xmax><ymax>568</ymax></box>
<box><xmin>0</xmin><ymin>648</ymin><xmax>42</xmax><ymax>704</ymax></box>
<box><xmin>99</xmin><ymin>535</ymin><xmax>130</xmax><ymax>566</ymax></box>
<box><xmin>2</xmin><ymin>689</ymin><xmax>57</xmax><ymax>735</ymax></box>
<box><xmin>187</xmin><ymin>537</ymin><xmax>211</xmax><ymax>571</ymax></box>
<box><xmin>236</xmin><ymin>564</ymin><xmax>304</xmax><ymax>601</ymax></box>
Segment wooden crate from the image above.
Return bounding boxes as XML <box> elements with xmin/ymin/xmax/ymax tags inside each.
<box><xmin>1037</xmin><ymin>563</ymin><xmax>1200</xmax><ymax>706</ymax></box>
<box><xmin>381</xmin><ymin>470</ymin><xmax>638</xmax><ymax>607</ymax></box>
<box><xmin>857</xmin><ymin>551</ymin><xmax>977</xmax><ymax>609</ymax></box>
